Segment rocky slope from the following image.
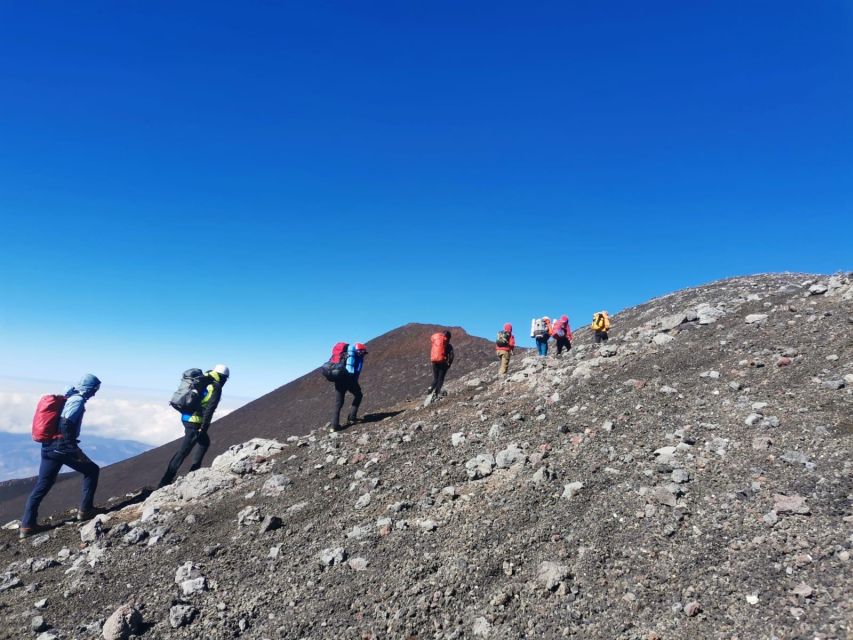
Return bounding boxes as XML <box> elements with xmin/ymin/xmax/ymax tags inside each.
<box><xmin>0</xmin><ymin>324</ymin><xmax>494</xmax><ymax>524</ymax></box>
<box><xmin>0</xmin><ymin>273</ymin><xmax>851</xmax><ymax>640</ymax></box>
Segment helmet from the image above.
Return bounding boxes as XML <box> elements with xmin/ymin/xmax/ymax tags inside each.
<box><xmin>213</xmin><ymin>364</ymin><xmax>230</xmax><ymax>377</ymax></box>
<box><xmin>355</xmin><ymin>343</ymin><xmax>368</xmax><ymax>354</ymax></box>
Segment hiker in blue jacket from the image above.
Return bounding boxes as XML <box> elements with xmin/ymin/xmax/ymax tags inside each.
<box><xmin>20</xmin><ymin>374</ymin><xmax>102</xmax><ymax>538</ymax></box>
<box><xmin>331</xmin><ymin>343</ymin><xmax>367</xmax><ymax>431</ymax></box>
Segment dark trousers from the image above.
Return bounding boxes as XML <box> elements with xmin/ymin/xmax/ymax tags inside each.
<box><xmin>159</xmin><ymin>421</ymin><xmax>210</xmax><ymax>487</ymax></box>
<box><xmin>22</xmin><ymin>446</ymin><xmax>99</xmax><ymax>528</ymax></box>
<box><xmin>429</xmin><ymin>362</ymin><xmax>449</xmax><ymax>396</ymax></box>
<box><xmin>594</xmin><ymin>331</ymin><xmax>609</xmax><ymax>344</ymax></box>
<box><xmin>332</xmin><ymin>376</ymin><xmax>363</xmax><ymax>428</ymax></box>
<box><xmin>555</xmin><ymin>336</ymin><xmax>572</xmax><ymax>354</ymax></box>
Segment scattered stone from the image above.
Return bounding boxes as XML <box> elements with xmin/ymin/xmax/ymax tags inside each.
<box><xmin>348</xmin><ymin>557</ymin><xmax>369</xmax><ymax>571</ymax></box>
<box><xmin>684</xmin><ymin>601</ymin><xmax>702</xmax><ymax>617</ymax></box>
<box><xmin>237</xmin><ymin>506</ymin><xmax>262</xmax><ymax>526</ymax></box>
<box><xmin>562</xmin><ymin>481</ymin><xmax>583</xmax><ymax>499</ymax></box>
<box><xmin>102</xmin><ymin>603</ymin><xmax>142</xmax><ymax>640</ymax></box>
<box><xmin>31</xmin><ymin>615</ymin><xmax>48</xmax><ymax>632</ymax></box>
<box><xmin>671</xmin><ymin>469</ymin><xmax>690</xmax><ymax>484</ymax></box>
<box><xmin>776</xmin><ymin>356</ymin><xmax>792</xmax><ymax>367</ymax></box>
<box><xmin>416</xmin><ymin>519</ymin><xmax>438</xmax><ymax>532</ymax></box>
<box><xmin>745</xmin><ymin>314</ymin><xmax>768</xmax><ymax>324</ymax></box>
<box><xmin>258</xmin><ymin>515</ymin><xmax>283</xmax><ymax>533</ymax></box>
<box><xmin>699</xmin><ymin>370</ymin><xmax>720</xmax><ymax>379</ymax></box>
<box><xmin>169</xmin><ymin>604</ymin><xmax>197</xmax><ymax>628</ymax></box>
<box><xmin>745</xmin><ymin>413</ymin><xmax>762</xmax><ymax>426</ymax></box>
<box><xmin>354</xmin><ymin>493</ymin><xmax>372</xmax><ymax>510</ymax></box>
<box><xmin>80</xmin><ymin>515</ymin><xmax>107</xmax><ymax>543</ymax></box>
<box><xmin>319</xmin><ymin>547</ymin><xmax>347</xmax><ymax>567</ymax></box>
<box><xmin>653</xmin><ymin>333</ymin><xmax>674</xmax><ymax>346</ymax></box>
<box><xmin>651</xmin><ymin>486</ymin><xmax>677</xmax><ymax>507</ymax></box>
<box><xmin>659</xmin><ymin>385</ymin><xmax>678</xmax><ymax>394</ymax></box>
<box><xmin>752</xmin><ymin>436</ymin><xmax>772</xmax><ymax>451</ymax></box>
<box><xmin>792</xmin><ymin>583</ymin><xmax>814</xmax><ymax>599</ymax></box>
<box><xmin>535</xmin><ymin>561</ymin><xmax>569</xmax><ymax>591</ymax></box>
<box><xmin>823</xmin><ymin>379</ymin><xmax>845</xmax><ymax>390</ymax></box>
<box><xmin>261</xmin><ymin>474</ymin><xmax>291</xmax><ymax>495</ymax></box>
<box><xmin>808</xmin><ymin>283</ymin><xmax>828</xmax><ymax>295</ymax></box>
<box><xmin>472</xmin><ymin>616</ymin><xmax>492</xmax><ymax>637</ymax></box>
<box><xmin>773</xmin><ymin>494</ymin><xmax>810</xmax><ymax>515</ymax></box>
<box><xmin>495</xmin><ymin>444</ymin><xmax>526</xmax><ymax>469</ymax></box>
<box><xmin>465</xmin><ymin>454</ymin><xmax>496</xmax><ymax>480</ymax></box>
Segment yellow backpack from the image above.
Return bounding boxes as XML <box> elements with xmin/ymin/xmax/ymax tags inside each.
<box><xmin>592</xmin><ymin>312</ymin><xmax>611</xmax><ymax>332</ymax></box>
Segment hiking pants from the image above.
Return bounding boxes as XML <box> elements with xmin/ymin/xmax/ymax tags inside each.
<box><xmin>332</xmin><ymin>376</ymin><xmax>363</xmax><ymax>428</ymax></box>
<box><xmin>497</xmin><ymin>350</ymin><xmax>511</xmax><ymax>374</ymax></box>
<box><xmin>159</xmin><ymin>422</ymin><xmax>210</xmax><ymax>487</ymax></box>
<box><xmin>594</xmin><ymin>331</ymin><xmax>609</xmax><ymax>344</ymax></box>
<box><xmin>535</xmin><ymin>336</ymin><xmax>548</xmax><ymax>356</ymax></box>
<box><xmin>22</xmin><ymin>446</ymin><xmax>99</xmax><ymax>528</ymax></box>
<box><xmin>430</xmin><ymin>362</ymin><xmax>449</xmax><ymax>396</ymax></box>
<box><xmin>555</xmin><ymin>336</ymin><xmax>572</xmax><ymax>355</ymax></box>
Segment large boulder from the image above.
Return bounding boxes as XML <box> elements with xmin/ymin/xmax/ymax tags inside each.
<box><xmin>211</xmin><ymin>438</ymin><xmax>286</xmax><ymax>475</ymax></box>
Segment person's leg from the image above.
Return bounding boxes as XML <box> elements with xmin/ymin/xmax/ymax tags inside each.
<box><xmin>594</xmin><ymin>332</ymin><xmax>602</xmax><ymax>344</ymax></box>
<box><xmin>332</xmin><ymin>379</ymin><xmax>346</xmax><ymax>429</ymax></box>
<box><xmin>22</xmin><ymin>452</ymin><xmax>63</xmax><ymax>528</ymax></box>
<box><xmin>61</xmin><ymin>449</ymin><xmax>100</xmax><ymax>513</ymax></box>
<box><xmin>189</xmin><ymin>430</ymin><xmax>211</xmax><ymax>471</ymax></box>
<box><xmin>499</xmin><ymin>351</ymin><xmax>510</xmax><ymax>374</ymax></box>
<box><xmin>434</xmin><ymin>363</ymin><xmax>448</xmax><ymax>396</ymax></box>
<box><xmin>159</xmin><ymin>427</ymin><xmax>197</xmax><ymax>487</ymax></box>
<box><xmin>601</xmin><ymin>331</ymin><xmax>608</xmax><ymax>343</ymax></box>
<box><xmin>429</xmin><ymin>363</ymin><xmax>441</xmax><ymax>394</ymax></box>
<box><xmin>347</xmin><ymin>380</ymin><xmax>363</xmax><ymax>422</ymax></box>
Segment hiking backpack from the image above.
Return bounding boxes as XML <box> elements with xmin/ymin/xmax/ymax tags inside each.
<box><xmin>592</xmin><ymin>312</ymin><xmax>611</xmax><ymax>332</ymax></box>
<box><xmin>430</xmin><ymin>333</ymin><xmax>448</xmax><ymax>363</ymax></box>
<box><xmin>32</xmin><ymin>394</ymin><xmax>67</xmax><ymax>443</ymax></box>
<box><xmin>532</xmin><ymin>318</ymin><xmax>548</xmax><ymax>338</ymax></box>
<box><xmin>169</xmin><ymin>369</ymin><xmax>209</xmax><ymax>414</ymax></box>
<box><xmin>321</xmin><ymin>342</ymin><xmax>349</xmax><ymax>381</ymax></box>
<box><xmin>496</xmin><ymin>330</ymin><xmax>511</xmax><ymax>347</ymax></box>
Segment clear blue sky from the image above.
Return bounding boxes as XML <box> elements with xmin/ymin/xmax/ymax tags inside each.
<box><xmin>1</xmin><ymin>1</ymin><xmax>851</xmax><ymax>399</ymax></box>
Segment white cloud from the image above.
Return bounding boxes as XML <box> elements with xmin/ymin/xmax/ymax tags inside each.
<box><xmin>0</xmin><ymin>377</ymin><xmax>243</xmax><ymax>446</ymax></box>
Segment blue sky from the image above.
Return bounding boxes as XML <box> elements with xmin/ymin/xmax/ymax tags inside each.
<box><xmin>1</xmin><ymin>1</ymin><xmax>851</xmax><ymax>401</ymax></box>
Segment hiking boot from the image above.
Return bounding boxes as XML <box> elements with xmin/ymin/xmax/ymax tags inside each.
<box><xmin>19</xmin><ymin>524</ymin><xmax>48</xmax><ymax>539</ymax></box>
<box><xmin>77</xmin><ymin>507</ymin><xmax>106</xmax><ymax>522</ymax></box>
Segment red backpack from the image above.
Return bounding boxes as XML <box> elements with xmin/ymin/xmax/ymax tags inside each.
<box><xmin>430</xmin><ymin>333</ymin><xmax>448</xmax><ymax>363</ymax></box>
<box><xmin>32</xmin><ymin>394</ymin><xmax>67</xmax><ymax>443</ymax></box>
<box><xmin>321</xmin><ymin>342</ymin><xmax>349</xmax><ymax>381</ymax></box>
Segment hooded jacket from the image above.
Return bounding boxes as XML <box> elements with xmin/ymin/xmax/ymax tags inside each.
<box><xmin>55</xmin><ymin>374</ymin><xmax>101</xmax><ymax>448</ymax></box>
<box><xmin>496</xmin><ymin>323</ymin><xmax>516</xmax><ymax>352</ymax></box>
<box><xmin>552</xmin><ymin>315</ymin><xmax>573</xmax><ymax>341</ymax></box>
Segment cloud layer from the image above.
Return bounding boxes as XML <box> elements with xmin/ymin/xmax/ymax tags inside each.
<box><xmin>0</xmin><ymin>377</ymin><xmax>241</xmax><ymax>446</ymax></box>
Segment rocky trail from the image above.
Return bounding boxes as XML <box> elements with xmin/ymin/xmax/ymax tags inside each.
<box><xmin>1</xmin><ymin>273</ymin><xmax>851</xmax><ymax>639</ymax></box>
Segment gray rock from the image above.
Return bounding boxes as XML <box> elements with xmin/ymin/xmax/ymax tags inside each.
<box><xmin>472</xmin><ymin>616</ymin><xmax>492</xmax><ymax>637</ymax></box>
<box><xmin>181</xmin><ymin>577</ymin><xmax>207</xmax><ymax>596</ymax></box>
<box><xmin>536</xmin><ymin>561</ymin><xmax>569</xmax><ymax>591</ymax></box>
<box><xmin>671</xmin><ymin>469</ymin><xmax>690</xmax><ymax>484</ymax></box>
<box><xmin>823</xmin><ymin>379</ymin><xmax>845</xmax><ymax>390</ymax></box>
<box><xmin>319</xmin><ymin>547</ymin><xmax>347</xmax><ymax>567</ymax></box>
<box><xmin>465</xmin><ymin>378</ymin><xmax>483</xmax><ymax>387</ymax></box>
<box><xmin>653</xmin><ymin>333</ymin><xmax>674</xmax><ymax>346</ymax></box>
<box><xmin>210</xmin><ymin>438</ymin><xmax>286</xmax><ymax>475</ymax></box>
<box><xmin>169</xmin><ymin>604</ymin><xmax>197</xmax><ymax>629</ymax></box>
<box><xmin>652</xmin><ymin>486</ymin><xmax>677</xmax><ymax>507</ymax></box>
<box><xmin>773</xmin><ymin>494</ymin><xmax>810</xmax><ymax>515</ymax></box>
<box><xmin>684</xmin><ymin>601</ymin><xmax>702</xmax><ymax>617</ymax></box>
<box><xmin>658</xmin><ymin>313</ymin><xmax>688</xmax><ymax>332</ymax></box>
<box><xmin>745</xmin><ymin>413</ymin><xmax>762</xmax><ymax>426</ymax></box>
<box><xmin>348</xmin><ymin>557</ymin><xmax>369</xmax><ymax>571</ymax></box>
<box><xmin>416</xmin><ymin>519</ymin><xmax>438</xmax><ymax>531</ymax></box>
<box><xmin>174</xmin><ymin>561</ymin><xmax>201</xmax><ymax>584</ymax></box>
<box><xmin>31</xmin><ymin>615</ymin><xmax>48</xmax><ymax>632</ymax></box>
<box><xmin>80</xmin><ymin>515</ymin><xmax>107</xmax><ymax>543</ymax></box>
<box><xmin>808</xmin><ymin>283</ymin><xmax>828</xmax><ymax>295</ymax></box>
<box><xmin>699</xmin><ymin>370</ymin><xmax>720</xmax><ymax>379</ymax></box>
<box><xmin>465</xmin><ymin>454</ymin><xmax>496</xmax><ymax>480</ymax></box>
<box><xmin>562</xmin><ymin>481</ymin><xmax>584</xmax><ymax>499</ymax></box>
<box><xmin>237</xmin><ymin>505</ymin><xmax>262</xmax><ymax>526</ymax></box>
<box><xmin>451</xmin><ymin>432</ymin><xmax>466</xmax><ymax>447</ymax></box>
<box><xmin>261</xmin><ymin>474</ymin><xmax>291</xmax><ymax>495</ymax></box>
<box><xmin>531</xmin><ymin>466</ymin><xmax>556</xmax><ymax>484</ymax></box>
<box><xmin>354</xmin><ymin>493</ymin><xmax>372</xmax><ymax>510</ymax></box>
<box><xmin>258</xmin><ymin>515</ymin><xmax>282</xmax><ymax>533</ymax></box>
<box><xmin>495</xmin><ymin>444</ymin><xmax>526</xmax><ymax>469</ymax></box>
<box><xmin>34</xmin><ymin>598</ymin><xmax>48</xmax><ymax>609</ymax></box>
<box><xmin>121</xmin><ymin>528</ymin><xmax>148</xmax><ymax>546</ymax></box>
<box><xmin>101</xmin><ymin>603</ymin><xmax>142</xmax><ymax>640</ymax></box>
<box><xmin>745</xmin><ymin>314</ymin><xmax>768</xmax><ymax>324</ymax></box>
<box><xmin>659</xmin><ymin>385</ymin><xmax>678</xmax><ymax>394</ymax></box>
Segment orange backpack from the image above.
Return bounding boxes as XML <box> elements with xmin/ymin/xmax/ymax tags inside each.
<box><xmin>430</xmin><ymin>333</ymin><xmax>448</xmax><ymax>363</ymax></box>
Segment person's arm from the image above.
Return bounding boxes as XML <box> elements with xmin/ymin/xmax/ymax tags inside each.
<box><xmin>567</xmin><ymin>325</ymin><xmax>573</xmax><ymax>342</ymax></box>
<box><xmin>446</xmin><ymin>344</ymin><xmax>454</xmax><ymax>367</ymax></box>
<box><xmin>510</xmin><ymin>335</ymin><xmax>516</xmax><ymax>352</ymax></box>
<box><xmin>200</xmin><ymin>383</ymin><xmax>222</xmax><ymax>431</ymax></box>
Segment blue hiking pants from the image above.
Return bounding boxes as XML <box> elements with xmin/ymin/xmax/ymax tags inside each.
<box><xmin>535</xmin><ymin>336</ymin><xmax>549</xmax><ymax>356</ymax></box>
<box><xmin>22</xmin><ymin>446</ymin><xmax>99</xmax><ymax>528</ymax></box>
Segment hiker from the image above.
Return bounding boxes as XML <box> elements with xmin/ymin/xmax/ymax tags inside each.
<box><xmin>427</xmin><ymin>330</ymin><xmax>454</xmax><ymax>399</ymax></box>
<box><xmin>592</xmin><ymin>311</ymin><xmax>611</xmax><ymax>343</ymax></box>
<box><xmin>531</xmin><ymin>316</ymin><xmax>552</xmax><ymax>356</ymax></box>
<box><xmin>158</xmin><ymin>364</ymin><xmax>229</xmax><ymax>488</ymax></box>
<box><xmin>331</xmin><ymin>343</ymin><xmax>367</xmax><ymax>431</ymax></box>
<box><xmin>496</xmin><ymin>323</ymin><xmax>516</xmax><ymax>374</ymax></box>
<box><xmin>552</xmin><ymin>315</ymin><xmax>573</xmax><ymax>355</ymax></box>
<box><xmin>20</xmin><ymin>374</ymin><xmax>102</xmax><ymax>538</ymax></box>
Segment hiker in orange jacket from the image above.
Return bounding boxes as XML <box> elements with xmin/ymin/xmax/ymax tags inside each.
<box><xmin>496</xmin><ymin>323</ymin><xmax>516</xmax><ymax>374</ymax></box>
<box><xmin>427</xmin><ymin>330</ymin><xmax>454</xmax><ymax>400</ymax></box>
<box><xmin>552</xmin><ymin>315</ymin><xmax>573</xmax><ymax>355</ymax></box>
